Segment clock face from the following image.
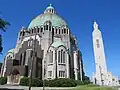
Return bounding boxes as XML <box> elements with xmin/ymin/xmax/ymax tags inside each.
<box><xmin>96</xmin><ymin>39</ymin><xmax>100</xmax><ymax>48</ymax></box>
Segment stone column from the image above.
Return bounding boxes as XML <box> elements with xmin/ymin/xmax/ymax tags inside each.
<box><xmin>7</xmin><ymin>76</ymin><xmax>11</xmax><ymax>84</ymax></box>
<box><xmin>53</xmin><ymin>50</ymin><xmax>56</xmax><ymax>79</ymax></box>
<box><xmin>73</xmin><ymin>51</ymin><xmax>78</xmax><ymax>80</ymax></box>
<box><xmin>66</xmin><ymin>51</ymin><xmax>69</xmax><ymax>78</ymax></box>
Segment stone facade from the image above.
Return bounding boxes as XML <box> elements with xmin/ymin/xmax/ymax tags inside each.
<box><xmin>0</xmin><ymin>4</ymin><xmax>84</xmax><ymax>84</ymax></box>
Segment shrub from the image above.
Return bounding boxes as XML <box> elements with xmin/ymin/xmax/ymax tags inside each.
<box><xmin>83</xmin><ymin>80</ymin><xmax>90</xmax><ymax>85</ymax></box>
<box><xmin>31</xmin><ymin>78</ymin><xmax>43</xmax><ymax>87</ymax></box>
<box><xmin>75</xmin><ymin>80</ymin><xmax>84</xmax><ymax>85</ymax></box>
<box><xmin>20</xmin><ymin>77</ymin><xmax>29</xmax><ymax>86</ymax></box>
<box><xmin>0</xmin><ymin>77</ymin><xmax>7</xmax><ymax>85</ymax></box>
<box><xmin>20</xmin><ymin>77</ymin><xmax>43</xmax><ymax>87</ymax></box>
<box><xmin>44</xmin><ymin>79</ymin><xmax>50</xmax><ymax>87</ymax></box>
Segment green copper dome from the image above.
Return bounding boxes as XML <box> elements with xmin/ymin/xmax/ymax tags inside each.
<box><xmin>51</xmin><ymin>41</ymin><xmax>65</xmax><ymax>48</ymax></box>
<box><xmin>28</xmin><ymin>4</ymin><xmax>67</xmax><ymax>29</ymax></box>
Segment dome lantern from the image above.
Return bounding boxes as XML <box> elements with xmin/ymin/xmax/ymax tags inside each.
<box><xmin>44</xmin><ymin>4</ymin><xmax>56</xmax><ymax>14</ymax></box>
<box><xmin>28</xmin><ymin>4</ymin><xmax>67</xmax><ymax>29</ymax></box>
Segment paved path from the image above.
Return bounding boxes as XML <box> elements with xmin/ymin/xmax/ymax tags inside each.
<box><xmin>0</xmin><ymin>85</ymin><xmax>76</xmax><ymax>90</ymax></box>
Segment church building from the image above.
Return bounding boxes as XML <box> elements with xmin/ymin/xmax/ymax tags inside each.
<box><xmin>0</xmin><ymin>4</ymin><xmax>84</xmax><ymax>84</ymax></box>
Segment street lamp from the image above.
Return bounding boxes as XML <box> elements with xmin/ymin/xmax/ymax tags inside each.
<box><xmin>27</xmin><ymin>30</ymin><xmax>37</xmax><ymax>90</ymax></box>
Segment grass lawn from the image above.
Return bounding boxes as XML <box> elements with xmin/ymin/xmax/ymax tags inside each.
<box><xmin>73</xmin><ymin>84</ymin><xmax>117</xmax><ymax>90</ymax></box>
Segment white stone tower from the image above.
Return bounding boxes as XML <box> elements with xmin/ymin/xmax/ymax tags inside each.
<box><xmin>92</xmin><ymin>21</ymin><xmax>108</xmax><ymax>86</ymax></box>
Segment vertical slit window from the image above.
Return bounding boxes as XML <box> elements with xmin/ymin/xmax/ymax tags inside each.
<box><xmin>37</xmin><ymin>28</ymin><xmax>39</xmax><ymax>33</ymax></box>
<box><xmin>66</xmin><ymin>29</ymin><xmax>68</xmax><ymax>34</ymax></box>
<box><xmin>49</xmin><ymin>51</ymin><xmax>53</xmax><ymax>63</ymax></box>
<box><xmin>64</xmin><ymin>28</ymin><xmax>66</xmax><ymax>33</ymax></box>
<box><xmin>96</xmin><ymin>39</ymin><xmax>100</xmax><ymax>48</ymax></box>
<box><xmin>58</xmin><ymin>51</ymin><xmax>60</xmax><ymax>63</ymax></box>
<box><xmin>49</xmin><ymin>24</ymin><xmax>51</xmax><ymax>31</ymax></box>
<box><xmin>23</xmin><ymin>32</ymin><xmax>25</xmax><ymax>36</ymax></box>
<box><xmin>23</xmin><ymin>51</ymin><xmax>26</xmax><ymax>65</ymax></box>
<box><xmin>41</xmin><ymin>27</ymin><xmax>43</xmax><ymax>32</ymax></box>
<box><xmin>48</xmin><ymin>71</ymin><xmax>52</xmax><ymax>77</ymax></box>
<box><xmin>62</xmin><ymin>29</ymin><xmax>63</xmax><ymax>34</ymax></box>
<box><xmin>44</xmin><ymin>25</ymin><xmax>46</xmax><ymax>30</ymax></box>
<box><xmin>46</xmin><ymin>25</ymin><xmax>48</xmax><ymax>30</ymax></box>
<box><xmin>56</xmin><ymin>28</ymin><xmax>57</xmax><ymax>34</ymax></box>
<box><xmin>20</xmin><ymin>54</ymin><xmax>22</xmax><ymax>65</ymax></box>
<box><xmin>52</xmin><ymin>27</ymin><xmax>54</xmax><ymax>35</ymax></box>
<box><xmin>59</xmin><ymin>29</ymin><xmax>60</xmax><ymax>34</ymax></box>
<box><xmin>32</xmin><ymin>29</ymin><xmax>33</xmax><ymax>33</ymax></box>
<box><xmin>63</xmin><ymin>52</ymin><xmax>65</xmax><ymax>63</ymax></box>
<box><xmin>55</xmin><ymin>51</ymin><xmax>57</xmax><ymax>61</ymax></box>
<box><xmin>61</xmin><ymin>50</ymin><xmax>63</xmax><ymax>63</ymax></box>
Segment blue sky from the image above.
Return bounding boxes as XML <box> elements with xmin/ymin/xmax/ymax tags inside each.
<box><xmin>0</xmin><ymin>0</ymin><xmax>120</xmax><ymax>79</ymax></box>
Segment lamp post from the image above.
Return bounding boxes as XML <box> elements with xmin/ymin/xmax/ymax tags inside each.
<box><xmin>28</xmin><ymin>31</ymin><xmax>37</xmax><ymax>90</ymax></box>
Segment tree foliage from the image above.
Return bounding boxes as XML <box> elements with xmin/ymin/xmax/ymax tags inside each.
<box><xmin>83</xmin><ymin>76</ymin><xmax>91</xmax><ymax>84</ymax></box>
<box><xmin>0</xmin><ymin>18</ymin><xmax>10</xmax><ymax>32</ymax></box>
<box><xmin>0</xmin><ymin>18</ymin><xmax>10</xmax><ymax>53</ymax></box>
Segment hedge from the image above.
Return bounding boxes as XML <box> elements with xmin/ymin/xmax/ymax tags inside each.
<box><xmin>20</xmin><ymin>77</ymin><xmax>92</xmax><ymax>87</ymax></box>
<box><xmin>0</xmin><ymin>77</ymin><xmax>7</xmax><ymax>85</ymax></box>
<box><xmin>20</xmin><ymin>78</ymin><xmax>78</xmax><ymax>87</ymax></box>
<box><xmin>48</xmin><ymin>78</ymin><xmax>77</xmax><ymax>87</ymax></box>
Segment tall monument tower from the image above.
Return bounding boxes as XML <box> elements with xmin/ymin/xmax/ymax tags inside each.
<box><xmin>92</xmin><ymin>21</ymin><xmax>108</xmax><ymax>86</ymax></box>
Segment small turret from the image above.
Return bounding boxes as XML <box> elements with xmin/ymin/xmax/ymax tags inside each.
<box><xmin>44</xmin><ymin>4</ymin><xmax>56</xmax><ymax>14</ymax></box>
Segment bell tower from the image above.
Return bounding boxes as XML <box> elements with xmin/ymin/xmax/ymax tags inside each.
<box><xmin>92</xmin><ymin>21</ymin><xmax>108</xmax><ymax>86</ymax></box>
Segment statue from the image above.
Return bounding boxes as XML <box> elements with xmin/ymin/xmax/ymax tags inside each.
<box><xmin>93</xmin><ymin>21</ymin><xmax>98</xmax><ymax>30</ymax></box>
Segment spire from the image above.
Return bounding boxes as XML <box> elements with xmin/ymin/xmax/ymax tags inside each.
<box><xmin>93</xmin><ymin>21</ymin><xmax>99</xmax><ymax>30</ymax></box>
<box><xmin>44</xmin><ymin>4</ymin><xmax>56</xmax><ymax>14</ymax></box>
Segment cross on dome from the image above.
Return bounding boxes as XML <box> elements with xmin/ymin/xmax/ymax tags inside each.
<box><xmin>50</xmin><ymin>4</ymin><xmax>52</xmax><ymax>7</ymax></box>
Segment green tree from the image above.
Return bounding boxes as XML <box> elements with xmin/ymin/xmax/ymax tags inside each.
<box><xmin>83</xmin><ymin>76</ymin><xmax>90</xmax><ymax>84</ymax></box>
<box><xmin>0</xmin><ymin>18</ymin><xmax>10</xmax><ymax>53</ymax></box>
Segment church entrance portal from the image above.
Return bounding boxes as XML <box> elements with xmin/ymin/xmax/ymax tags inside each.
<box><xmin>10</xmin><ymin>69</ymin><xmax>20</xmax><ymax>84</ymax></box>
